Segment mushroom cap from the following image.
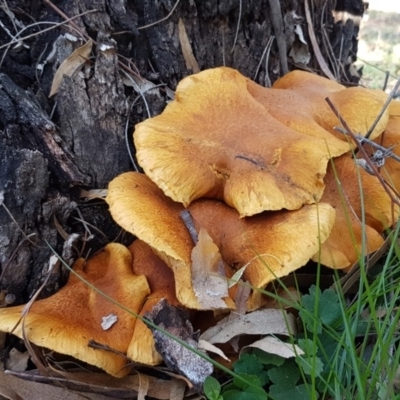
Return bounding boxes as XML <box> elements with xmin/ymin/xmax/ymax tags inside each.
<box><xmin>326</xmin><ymin>87</ymin><xmax>389</xmax><ymax>140</ymax></box>
<box><xmin>272</xmin><ymin>70</ymin><xmax>345</xmax><ymax>93</ymax></box>
<box><xmin>247</xmin><ymin>74</ymin><xmax>388</xmax><ymax>143</ymax></box>
<box><xmin>134</xmin><ymin>67</ymin><xmax>350</xmax><ymax>217</ymax></box>
<box><xmin>314</xmin><ymin>154</ymin><xmax>396</xmax><ymax>269</ymax></box>
<box><xmin>0</xmin><ymin>243</ymin><xmax>150</xmax><ymax>377</ymax></box>
<box><xmin>373</xmin><ymin>100</ymin><xmax>400</xmax><ymax>194</ymax></box>
<box><xmin>107</xmin><ymin>172</ymin><xmax>336</xmax><ymax>310</ymax></box>
<box><xmin>107</xmin><ymin>171</ymin><xmax>200</xmax><ymax>309</ymax></box>
<box><xmin>127</xmin><ymin>239</ymin><xmax>179</xmax><ymax>365</ymax></box>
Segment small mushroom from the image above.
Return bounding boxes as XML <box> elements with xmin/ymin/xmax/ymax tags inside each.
<box><xmin>106</xmin><ymin>172</ymin><xmax>335</xmax><ymax>310</ymax></box>
<box><xmin>0</xmin><ymin>243</ymin><xmax>150</xmax><ymax>377</ymax></box>
<box><xmin>127</xmin><ymin>239</ymin><xmax>180</xmax><ymax>365</ymax></box>
<box><xmin>134</xmin><ymin>67</ymin><xmax>350</xmax><ymax>217</ymax></box>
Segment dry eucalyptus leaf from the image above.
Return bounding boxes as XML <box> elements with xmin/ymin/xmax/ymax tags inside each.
<box><xmin>49</xmin><ymin>38</ymin><xmax>93</xmax><ymax>97</ymax></box>
<box><xmin>0</xmin><ymin>369</ymin><xmax>111</xmax><ymax>400</ymax></box>
<box><xmin>240</xmin><ymin>336</ymin><xmax>304</xmax><ymax>359</ymax></box>
<box><xmin>191</xmin><ymin>227</ymin><xmax>230</xmax><ymax>309</ymax></box>
<box><xmin>2</xmin><ymin>369</ymin><xmax>183</xmax><ymax>399</ymax></box>
<box><xmin>198</xmin><ymin>339</ymin><xmax>231</xmax><ymax>361</ymax></box>
<box><xmin>178</xmin><ymin>18</ymin><xmax>200</xmax><ymax>73</ymax></box>
<box><xmin>200</xmin><ymin>309</ymin><xmax>296</xmax><ymax>344</ymax></box>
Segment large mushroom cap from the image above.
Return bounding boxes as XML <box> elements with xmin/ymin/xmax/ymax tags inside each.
<box><xmin>0</xmin><ymin>244</ymin><xmax>150</xmax><ymax>377</ymax></box>
<box><xmin>107</xmin><ymin>172</ymin><xmax>335</xmax><ymax>310</ymax></box>
<box><xmin>315</xmin><ymin>154</ymin><xmax>397</xmax><ymax>269</ymax></box>
<box><xmin>135</xmin><ymin>67</ymin><xmax>350</xmax><ymax>217</ymax></box>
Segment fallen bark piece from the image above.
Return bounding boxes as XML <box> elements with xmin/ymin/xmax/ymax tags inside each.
<box><xmin>145</xmin><ymin>299</ymin><xmax>213</xmax><ymax>392</ymax></box>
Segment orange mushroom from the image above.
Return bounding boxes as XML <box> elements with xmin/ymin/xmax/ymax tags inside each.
<box><xmin>106</xmin><ymin>172</ymin><xmax>335</xmax><ymax>310</ymax></box>
<box><xmin>247</xmin><ymin>72</ymin><xmax>388</xmax><ymax>143</ymax></box>
<box><xmin>134</xmin><ymin>67</ymin><xmax>350</xmax><ymax>217</ymax></box>
<box><xmin>314</xmin><ymin>154</ymin><xmax>397</xmax><ymax>268</ymax></box>
<box><xmin>127</xmin><ymin>239</ymin><xmax>180</xmax><ymax>365</ymax></box>
<box><xmin>0</xmin><ymin>243</ymin><xmax>150</xmax><ymax>377</ymax></box>
<box><xmin>372</xmin><ymin>101</ymin><xmax>400</xmax><ymax>194</ymax></box>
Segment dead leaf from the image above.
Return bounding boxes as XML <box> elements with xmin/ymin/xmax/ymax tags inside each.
<box><xmin>304</xmin><ymin>0</ymin><xmax>336</xmax><ymax>80</ymax></box>
<box><xmin>138</xmin><ymin>372</ymin><xmax>150</xmax><ymax>400</ymax></box>
<box><xmin>178</xmin><ymin>18</ymin><xmax>200</xmax><ymax>73</ymax></box>
<box><xmin>0</xmin><ymin>369</ymin><xmax>111</xmax><ymax>400</ymax></box>
<box><xmin>5</xmin><ymin>349</ymin><xmax>29</xmax><ymax>372</ymax></box>
<box><xmin>49</xmin><ymin>38</ymin><xmax>93</xmax><ymax>97</ymax></box>
<box><xmin>198</xmin><ymin>339</ymin><xmax>231</xmax><ymax>361</ymax></box>
<box><xmin>80</xmin><ymin>188</ymin><xmax>108</xmax><ymax>200</ymax></box>
<box><xmin>240</xmin><ymin>336</ymin><xmax>304</xmax><ymax>359</ymax></box>
<box><xmin>200</xmin><ymin>309</ymin><xmax>296</xmax><ymax>344</ymax></box>
<box><xmin>289</xmin><ymin>24</ymin><xmax>311</xmax><ymax>64</ymax></box>
<box><xmin>2</xmin><ymin>369</ymin><xmax>183</xmax><ymax>399</ymax></box>
<box><xmin>191</xmin><ymin>227</ymin><xmax>230</xmax><ymax>309</ymax></box>
<box><xmin>233</xmin><ymin>283</ymin><xmax>251</xmax><ymax>314</ymax></box>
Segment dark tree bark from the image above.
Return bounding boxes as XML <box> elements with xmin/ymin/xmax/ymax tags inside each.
<box><xmin>0</xmin><ymin>0</ymin><xmax>363</xmax><ymax>305</ymax></box>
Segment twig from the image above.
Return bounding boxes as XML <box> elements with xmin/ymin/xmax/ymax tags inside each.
<box><xmin>43</xmin><ymin>0</ymin><xmax>89</xmax><ymax>40</ymax></box>
<box><xmin>253</xmin><ymin>36</ymin><xmax>274</xmax><ymax>81</ymax></box>
<box><xmin>335</xmin><ymin>127</ymin><xmax>400</xmax><ymax>164</ymax></box>
<box><xmin>383</xmin><ymin>71</ymin><xmax>390</xmax><ymax>92</ymax></box>
<box><xmin>268</xmin><ymin>0</ymin><xmax>288</xmax><ymax>75</ymax></box>
<box><xmin>326</xmin><ymin>97</ymin><xmax>400</xmax><ymax>209</ymax></box>
<box><xmin>138</xmin><ymin>0</ymin><xmax>181</xmax><ymax>30</ymax></box>
<box><xmin>180</xmin><ymin>210</ymin><xmax>198</xmax><ymax>244</ymax></box>
<box><xmin>0</xmin><ymin>191</ymin><xmax>38</xmax><ymax>246</ymax></box>
<box><xmin>365</xmin><ymin>77</ymin><xmax>400</xmax><ymax>139</ymax></box>
<box><xmin>0</xmin><ymin>11</ymin><xmax>96</xmax><ymax>50</ymax></box>
<box><xmin>231</xmin><ymin>0</ymin><xmax>242</xmax><ymax>53</ymax></box>
<box><xmin>304</xmin><ymin>0</ymin><xmax>336</xmax><ymax>80</ymax></box>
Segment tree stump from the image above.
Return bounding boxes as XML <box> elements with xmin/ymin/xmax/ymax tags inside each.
<box><xmin>0</xmin><ymin>0</ymin><xmax>364</xmax><ymax>304</ymax></box>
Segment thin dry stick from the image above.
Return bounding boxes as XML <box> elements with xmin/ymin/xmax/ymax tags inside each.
<box><xmin>0</xmin><ymin>192</ymin><xmax>38</xmax><ymax>247</ymax></box>
<box><xmin>304</xmin><ymin>0</ymin><xmax>336</xmax><ymax>80</ymax></box>
<box><xmin>138</xmin><ymin>0</ymin><xmax>181</xmax><ymax>30</ymax></box>
<box><xmin>0</xmin><ymin>10</ymin><xmax>96</xmax><ymax>50</ymax></box>
<box><xmin>253</xmin><ymin>36</ymin><xmax>274</xmax><ymax>80</ymax></box>
<box><xmin>365</xmin><ymin>77</ymin><xmax>400</xmax><ymax>139</ymax></box>
<box><xmin>335</xmin><ymin>127</ymin><xmax>400</xmax><ymax>164</ymax></box>
<box><xmin>180</xmin><ymin>210</ymin><xmax>198</xmax><ymax>244</ymax></box>
<box><xmin>43</xmin><ymin>0</ymin><xmax>89</xmax><ymax>39</ymax></box>
<box><xmin>268</xmin><ymin>0</ymin><xmax>288</xmax><ymax>75</ymax></box>
<box><xmin>326</xmin><ymin>97</ymin><xmax>400</xmax><ymax>209</ymax></box>
<box><xmin>231</xmin><ymin>0</ymin><xmax>242</xmax><ymax>53</ymax></box>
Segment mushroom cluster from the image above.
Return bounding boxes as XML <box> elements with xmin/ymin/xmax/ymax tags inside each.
<box><xmin>109</xmin><ymin>66</ymin><xmax>398</xmax><ymax>303</ymax></box>
<box><xmin>0</xmin><ymin>67</ymin><xmax>398</xmax><ymax>378</ymax></box>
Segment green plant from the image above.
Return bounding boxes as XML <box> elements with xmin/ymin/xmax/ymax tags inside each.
<box><xmin>204</xmin><ymin>249</ymin><xmax>400</xmax><ymax>400</ymax></box>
